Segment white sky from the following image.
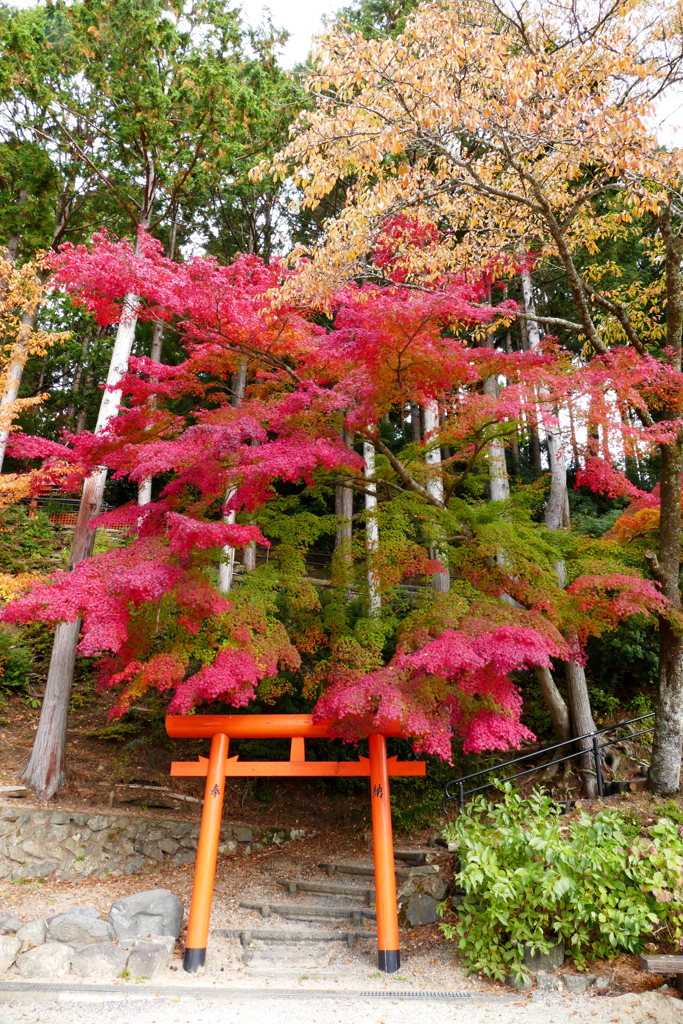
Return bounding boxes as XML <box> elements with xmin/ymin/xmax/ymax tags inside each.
<box><xmin>243</xmin><ymin>0</ymin><xmax>339</xmax><ymax>67</ymax></box>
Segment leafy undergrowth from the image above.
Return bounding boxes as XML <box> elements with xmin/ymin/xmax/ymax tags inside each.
<box><xmin>442</xmin><ymin>784</ymin><xmax>683</xmax><ymax>985</ymax></box>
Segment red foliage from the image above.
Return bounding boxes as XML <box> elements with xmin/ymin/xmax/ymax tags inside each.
<box><xmin>567</xmin><ymin>573</ymin><xmax>671</xmax><ymax>641</ymax></box>
<box><xmin>575</xmin><ymin>457</ymin><xmax>657</xmax><ymax>505</ymax></box>
<box><xmin>1</xmin><ymin>541</ymin><xmax>184</xmax><ymax>656</ymax></box>
<box><xmin>5</xmin><ymin>227</ymin><xmax>666</xmax><ymax>760</ymax></box>
<box><xmin>315</xmin><ymin>625</ymin><xmax>565</xmax><ymax>759</ymax></box>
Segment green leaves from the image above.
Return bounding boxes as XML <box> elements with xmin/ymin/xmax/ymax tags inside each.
<box><xmin>442</xmin><ymin>785</ymin><xmax>683</xmax><ymax>980</ymax></box>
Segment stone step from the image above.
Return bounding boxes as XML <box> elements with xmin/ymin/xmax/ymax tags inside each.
<box><xmin>279</xmin><ymin>878</ymin><xmax>375</xmax><ymax>904</ymax></box>
<box><xmin>239</xmin><ymin>900</ymin><xmax>376</xmax><ymax>924</ymax></box>
<box><xmin>217</xmin><ymin>926</ymin><xmax>375</xmax><ymax>948</ymax></box>
<box><xmin>242</xmin><ymin>944</ymin><xmax>337</xmax><ymax>969</ymax></box>
<box><xmin>242</xmin><ymin>965</ymin><xmax>342</xmax><ymax>978</ymax></box>
<box><xmin>319</xmin><ymin>861</ymin><xmax>439</xmax><ymax>880</ymax></box>
<box><xmin>393</xmin><ymin>849</ymin><xmax>429</xmax><ymax>865</ymax></box>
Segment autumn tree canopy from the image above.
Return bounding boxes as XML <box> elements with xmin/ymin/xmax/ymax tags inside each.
<box><xmin>0</xmin><ymin>0</ymin><xmax>682</xmax><ymax>802</ymax></box>
<box><xmin>259</xmin><ymin>0</ymin><xmax>683</xmax><ymax>794</ymax></box>
<box><xmin>1</xmin><ymin>230</ymin><xmax>670</xmax><ymax>763</ymax></box>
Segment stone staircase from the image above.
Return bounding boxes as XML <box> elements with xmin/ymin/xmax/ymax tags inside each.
<box><xmin>217</xmin><ymin>847</ymin><xmax>445</xmax><ymax>973</ymax></box>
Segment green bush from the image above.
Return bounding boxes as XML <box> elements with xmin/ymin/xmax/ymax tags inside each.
<box><xmin>441</xmin><ymin>784</ymin><xmax>683</xmax><ymax>984</ymax></box>
<box><xmin>0</xmin><ymin>627</ymin><xmax>32</xmax><ymax>692</ymax></box>
<box><xmin>0</xmin><ymin>506</ymin><xmax>65</xmax><ymax>576</ymax></box>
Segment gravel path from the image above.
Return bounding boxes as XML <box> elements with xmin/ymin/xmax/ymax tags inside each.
<box><xmin>0</xmin><ymin>988</ymin><xmax>682</xmax><ymax>1024</ymax></box>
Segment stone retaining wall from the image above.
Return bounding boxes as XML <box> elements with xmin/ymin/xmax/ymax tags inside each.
<box><xmin>0</xmin><ymin>804</ymin><xmax>305</xmax><ymax>881</ymax></box>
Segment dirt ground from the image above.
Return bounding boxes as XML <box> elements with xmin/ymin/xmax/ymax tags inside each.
<box><xmin>0</xmin><ymin>691</ymin><xmax>375</xmax><ymax>826</ymax></box>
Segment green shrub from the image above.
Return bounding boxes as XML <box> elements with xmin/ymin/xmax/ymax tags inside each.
<box><xmin>0</xmin><ymin>506</ymin><xmax>65</xmax><ymax>576</ymax></box>
<box><xmin>0</xmin><ymin>627</ymin><xmax>32</xmax><ymax>692</ymax></box>
<box><xmin>441</xmin><ymin>784</ymin><xmax>683</xmax><ymax>984</ymax></box>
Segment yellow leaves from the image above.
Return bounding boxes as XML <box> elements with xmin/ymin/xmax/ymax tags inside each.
<box><xmin>0</xmin><ymin>464</ymin><xmax>73</xmax><ymax>511</ymax></box>
<box><xmin>0</xmin><ymin>254</ymin><xmax>69</xmax><ymax>436</ymax></box>
<box><xmin>607</xmin><ymin>506</ymin><xmax>660</xmax><ymax>542</ymax></box>
<box><xmin>0</xmin><ymin>396</ymin><xmax>48</xmax><ymax>433</ymax></box>
<box><xmin>0</xmin><ymin>572</ymin><xmax>43</xmax><ymax>603</ymax></box>
<box><xmin>261</xmin><ymin>0</ymin><xmax>681</xmax><ymax>306</ymax></box>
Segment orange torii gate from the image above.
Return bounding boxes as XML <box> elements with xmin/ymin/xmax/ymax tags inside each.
<box><xmin>166</xmin><ymin>714</ymin><xmax>426</xmax><ymax>974</ymax></box>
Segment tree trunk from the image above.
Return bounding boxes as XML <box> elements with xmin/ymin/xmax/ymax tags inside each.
<box><xmin>649</xmin><ymin>441</ymin><xmax>683</xmax><ymax>794</ymax></box>
<box><xmin>482</xmin><ymin>375</ymin><xmax>510</xmax><ymax>503</ymax></box>
<box><xmin>479</xmin><ymin>330</ymin><xmax>570</xmax><ymax>742</ymax></box>
<box><xmin>509</xmin><ymin>428</ymin><xmax>520</xmax><ymax>480</ymax></box>
<box><xmin>335</xmin><ymin>477</ymin><xmax>354</xmax><ymax>555</ymax></box>
<box><xmin>650</xmin><ymin>617</ymin><xmax>683</xmax><ymax>795</ymax></box>
<box><xmin>22</xmin><ymin>293</ymin><xmax>141</xmax><ymax>800</ymax></box>
<box><xmin>137</xmin><ymin>213</ymin><xmax>177</xmax><ymax>506</ymax></box>
<box><xmin>423</xmin><ymin>400</ymin><xmax>450</xmax><ymax>593</ymax></box>
<box><xmin>7</xmin><ymin>225</ymin><xmax>23</xmax><ymax>264</ymax></box>
<box><xmin>564</xmin><ymin>659</ymin><xmax>599</xmax><ymax>794</ymax></box>
<box><xmin>22</xmin><ymin>619</ymin><xmax>81</xmax><ymax>800</ymax></box>
<box><xmin>410</xmin><ymin>401</ymin><xmax>422</xmax><ymax>443</ymax></box>
<box><xmin>535</xmin><ymin>666</ymin><xmax>571</xmax><ymax>744</ymax></box>
<box><xmin>620</xmin><ymin>404</ymin><xmax>642</xmax><ymax>488</ymax></box>
<box><xmin>503</xmin><ymin>331</ymin><xmax>520</xmax><ymax>477</ymax></box>
<box><xmin>242</xmin><ymin>542</ymin><xmax>257</xmax><ymax>572</ymax></box>
<box><xmin>518</xmin><ymin>311</ymin><xmax>542</xmax><ymax>472</ymax></box>
<box><xmin>648</xmin><ymin>219</ymin><xmax>683</xmax><ymax>796</ymax></box>
<box><xmin>0</xmin><ymin>309</ymin><xmax>38</xmax><ymax>471</ymax></box>
<box><xmin>522</xmin><ymin>270</ymin><xmax>595</xmax><ymax>774</ymax></box>
<box><xmin>334</xmin><ymin>428</ymin><xmax>354</xmax><ymax>582</ymax></box>
<box><xmin>567</xmin><ymin>401</ymin><xmax>580</xmax><ymax>470</ymax></box>
<box><xmin>75</xmin><ymin>405</ymin><xmax>88</xmax><ymax>435</ymax></box>
<box><xmin>66</xmin><ymin>332</ymin><xmax>92</xmax><ymax>429</ymax></box>
<box><xmin>217</xmin><ymin>358</ymin><xmax>248</xmax><ymax>594</ymax></box>
<box><xmin>217</xmin><ymin>509</ymin><xmax>239</xmax><ymax>593</ymax></box>
<box><xmin>363</xmin><ymin>439</ymin><xmax>382</xmax><ymax>615</ymax></box>
<box><xmin>544</xmin><ymin>422</ymin><xmax>570</xmax><ymax>530</ymax></box>
<box><xmin>650</xmin><ymin>621</ymin><xmax>683</xmax><ymax>795</ymax></box>
<box><xmin>137</xmin><ymin>320</ymin><xmax>166</xmax><ymax>506</ymax></box>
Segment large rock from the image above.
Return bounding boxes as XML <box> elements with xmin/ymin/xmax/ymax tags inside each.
<box><xmin>49</xmin><ymin>905</ymin><xmax>100</xmax><ymax>921</ymax></box>
<box><xmin>126</xmin><ymin>936</ymin><xmax>174</xmax><ymax>978</ymax></box>
<box><xmin>523</xmin><ymin>941</ymin><xmax>564</xmax><ymax>974</ymax></box>
<box><xmin>15</xmin><ymin>919</ymin><xmax>47</xmax><ymax>951</ymax></box>
<box><xmin>0</xmin><ymin>935</ymin><xmax>20</xmax><ymax>974</ymax></box>
<box><xmin>0</xmin><ymin>913</ymin><xmax>22</xmax><ymax>935</ymax></box>
<box><xmin>397</xmin><ymin>873</ymin><xmax>448</xmax><ymax>903</ymax></box>
<box><xmin>107</xmin><ymin>889</ymin><xmax>183</xmax><ymax>941</ymax></box>
<box><xmin>16</xmin><ymin>942</ymin><xmax>73</xmax><ymax>979</ymax></box>
<box><xmin>536</xmin><ymin>972</ymin><xmax>563</xmax><ymax>991</ymax></box>
<box><xmin>47</xmin><ymin>908</ymin><xmax>114</xmax><ymax>945</ymax></box>
<box><xmin>564</xmin><ymin>973</ymin><xmax>597</xmax><ymax>992</ymax></box>
<box><xmin>400</xmin><ymin>893</ymin><xmax>440</xmax><ymax>927</ymax></box>
<box><xmin>71</xmin><ymin>943</ymin><xmax>128</xmax><ymax>980</ymax></box>
<box><xmin>397</xmin><ymin>867</ymin><xmax>448</xmax><ymax>928</ymax></box>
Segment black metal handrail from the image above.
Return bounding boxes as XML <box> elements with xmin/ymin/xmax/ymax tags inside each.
<box><xmin>444</xmin><ymin>712</ymin><xmax>655</xmax><ymax>810</ymax></box>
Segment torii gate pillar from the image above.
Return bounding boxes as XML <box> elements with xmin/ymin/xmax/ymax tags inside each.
<box><xmin>166</xmin><ymin>714</ymin><xmax>425</xmax><ymax>975</ymax></box>
<box><xmin>368</xmin><ymin>733</ymin><xmax>400</xmax><ymax>973</ymax></box>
